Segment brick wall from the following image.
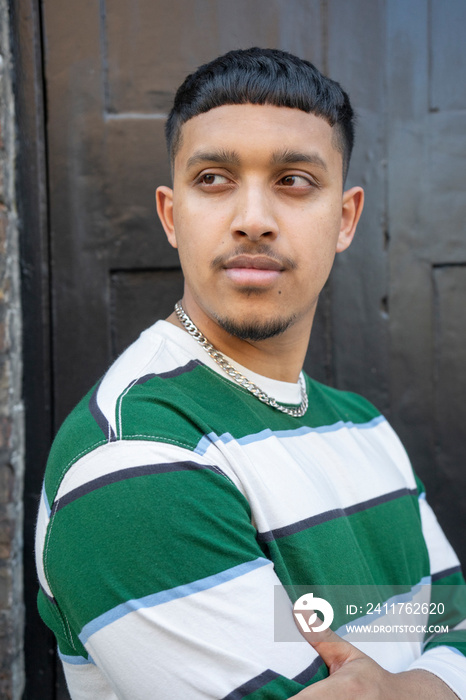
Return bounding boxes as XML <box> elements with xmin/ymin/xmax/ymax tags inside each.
<box><xmin>0</xmin><ymin>0</ymin><xmax>25</xmax><ymax>697</ymax></box>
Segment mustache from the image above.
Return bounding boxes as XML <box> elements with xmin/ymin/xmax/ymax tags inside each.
<box><xmin>211</xmin><ymin>245</ymin><xmax>297</xmax><ymax>271</ymax></box>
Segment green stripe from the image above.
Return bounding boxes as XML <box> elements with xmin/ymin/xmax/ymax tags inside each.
<box><xmin>37</xmin><ymin>589</ymin><xmax>88</xmax><ymax>658</ymax></box>
<box><xmin>119</xmin><ymin>366</ymin><xmax>381</xmax><ymax>443</ymax></box>
<box><xmin>45</xmin><ymin>468</ymin><xmax>262</xmax><ymax>630</ymax></box>
<box><xmin>44</xmin><ymin>367</ymin><xmax>381</xmax><ymax>504</ymax></box>
<box><xmin>266</xmin><ymin>493</ymin><xmax>428</xmax><ymax>591</ymax></box>
<box><xmin>44</xmin><ymin>384</ymin><xmax>108</xmax><ymax>504</ymax></box>
<box><xmin>425</xmin><ymin>632</ymin><xmax>466</xmax><ymax>656</ymax></box>
<box><xmin>429</xmin><ymin>571</ymin><xmax>466</xmax><ymax>635</ymax></box>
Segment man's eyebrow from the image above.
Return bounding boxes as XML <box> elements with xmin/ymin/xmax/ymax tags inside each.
<box><xmin>186</xmin><ymin>149</ymin><xmax>240</xmax><ymax>169</ymax></box>
<box><xmin>270</xmin><ymin>149</ymin><xmax>328</xmax><ymax>171</ymax></box>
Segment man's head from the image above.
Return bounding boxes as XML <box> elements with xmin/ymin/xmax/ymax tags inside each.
<box><xmin>165</xmin><ymin>47</ymin><xmax>355</xmax><ymax>182</ymax></box>
<box><xmin>157</xmin><ymin>49</ymin><xmax>364</xmax><ymax>362</ymax></box>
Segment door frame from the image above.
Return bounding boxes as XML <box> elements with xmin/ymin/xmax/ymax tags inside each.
<box><xmin>11</xmin><ymin>0</ymin><xmax>57</xmax><ymax>696</ymax></box>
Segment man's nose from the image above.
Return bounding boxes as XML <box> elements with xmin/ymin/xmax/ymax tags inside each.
<box><xmin>230</xmin><ymin>184</ymin><xmax>279</xmax><ymax>241</ymax></box>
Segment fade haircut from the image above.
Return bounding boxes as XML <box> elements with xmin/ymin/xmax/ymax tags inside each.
<box><xmin>165</xmin><ymin>47</ymin><xmax>355</xmax><ymax>181</ymax></box>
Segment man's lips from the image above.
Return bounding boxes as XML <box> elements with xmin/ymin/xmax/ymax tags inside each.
<box><xmin>223</xmin><ymin>255</ymin><xmax>286</xmax><ymax>271</ymax></box>
<box><xmin>222</xmin><ymin>255</ymin><xmax>286</xmax><ymax>285</ymax></box>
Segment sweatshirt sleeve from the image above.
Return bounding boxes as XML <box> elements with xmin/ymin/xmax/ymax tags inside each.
<box><xmin>36</xmin><ymin>438</ymin><xmax>324</xmax><ymax>700</ymax></box>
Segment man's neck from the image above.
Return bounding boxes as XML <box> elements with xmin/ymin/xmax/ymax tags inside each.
<box><xmin>166</xmin><ymin>305</ymin><xmax>314</xmax><ymax>384</ymax></box>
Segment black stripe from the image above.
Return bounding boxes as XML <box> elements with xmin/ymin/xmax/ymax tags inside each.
<box><xmin>221</xmin><ymin>669</ymin><xmax>280</xmax><ymax>700</ymax></box>
<box><xmin>132</xmin><ymin>360</ymin><xmax>201</xmax><ymax>387</ymax></box>
<box><xmin>257</xmin><ymin>487</ymin><xmax>418</xmax><ymax>543</ymax></box>
<box><xmin>88</xmin><ymin>380</ymin><xmax>117</xmax><ymax>442</ymax></box>
<box><xmin>432</xmin><ymin>565</ymin><xmax>462</xmax><ymax>582</ymax></box>
<box><xmin>156</xmin><ymin>359</ymin><xmax>201</xmax><ymax>379</ymax></box>
<box><xmin>39</xmin><ymin>583</ymin><xmax>56</xmax><ymax>605</ymax></box>
<box><xmin>292</xmin><ymin>656</ymin><xmax>324</xmax><ymax>684</ymax></box>
<box><xmin>53</xmin><ymin>461</ymin><xmax>227</xmax><ymax>512</ymax></box>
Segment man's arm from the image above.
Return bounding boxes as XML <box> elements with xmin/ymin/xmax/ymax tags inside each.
<box><xmin>37</xmin><ymin>439</ymin><xmax>323</xmax><ymax>699</ymax></box>
<box><xmin>286</xmin><ymin>475</ymin><xmax>466</xmax><ymax>700</ymax></box>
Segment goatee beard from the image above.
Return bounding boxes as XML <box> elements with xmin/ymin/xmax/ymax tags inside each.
<box><xmin>213</xmin><ymin>314</ymin><xmax>296</xmax><ymax>341</ymax></box>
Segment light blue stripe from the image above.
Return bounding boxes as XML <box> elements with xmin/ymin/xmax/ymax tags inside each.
<box><xmin>195</xmin><ymin>415</ymin><xmax>385</xmax><ymax>456</ymax></box>
<box><xmin>444</xmin><ymin>646</ymin><xmax>466</xmax><ymax>657</ymax></box>
<box><xmin>337</xmin><ymin>577</ymin><xmax>432</xmax><ymax>636</ymax></box>
<box><xmin>58</xmin><ymin>650</ymin><xmax>93</xmax><ymax>666</ymax></box>
<box><xmin>42</xmin><ymin>482</ymin><xmax>51</xmax><ymax>518</ymax></box>
<box><xmin>79</xmin><ymin>556</ymin><xmax>271</xmax><ymax>645</ymax></box>
<box><xmin>419</xmin><ymin>491</ymin><xmax>427</xmax><ymax>500</ymax></box>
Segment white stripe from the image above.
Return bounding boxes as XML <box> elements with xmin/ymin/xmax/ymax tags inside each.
<box><xmin>53</xmin><ymin>440</ymin><xmax>233</xmax><ymax>504</ymax></box>
<box><xmin>199</xmin><ymin>418</ymin><xmax>417</xmax><ymax>532</ymax></box>
<box><xmin>79</xmin><ymin>558</ymin><xmax>270</xmax><ymax>645</ymax></box>
<box><xmin>408</xmin><ymin>646</ymin><xmax>466</xmax><ymax>698</ymax></box>
<box><xmin>61</xmin><ymin>660</ymin><xmax>118</xmax><ymax>700</ymax></box>
<box><xmin>53</xmin><ymin>420</ymin><xmax>418</xmax><ymax>537</ymax></box>
<box><xmin>42</xmin><ymin>481</ymin><xmax>51</xmax><ymax>517</ymax></box>
<box><xmin>35</xmin><ymin>486</ymin><xmax>53</xmax><ymax>598</ymax></box>
<box><xmin>97</xmin><ymin>321</ymin><xmax>198</xmax><ymax>436</ymax></box>
<box><xmin>419</xmin><ymin>499</ymin><xmax>461</xmax><ymax>576</ymax></box>
<box><xmin>84</xmin><ymin>560</ymin><xmax>318</xmax><ymax>700</ymax></box>
<box><xmin>195</xmin><ymin>416</ymin><xmax>385</xmax><ymax>456</ymax></box>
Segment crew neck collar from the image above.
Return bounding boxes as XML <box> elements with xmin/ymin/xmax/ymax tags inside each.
<box><xmin>152</xmin><ymin>319</ymin><xmax>304</xmax><ymax>406</ymax></box>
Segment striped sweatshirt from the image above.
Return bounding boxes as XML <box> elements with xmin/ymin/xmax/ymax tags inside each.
<box><xmin>36</xmin><ymin>320</ymin><xmax>466</xmax><ymax>699</ymax></box>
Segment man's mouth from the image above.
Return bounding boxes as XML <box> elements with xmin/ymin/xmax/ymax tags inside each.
<box><xmin>224</xmin><ymin>255</ymin><xmax>285</xmax><ymax>271</ymax></box>
<box><xmin>223</xmin><ymin>255</ymin><xmax>286</xmax><ymax>286</ymax></box>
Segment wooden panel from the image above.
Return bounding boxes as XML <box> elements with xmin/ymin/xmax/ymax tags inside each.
<box><xmin>432</xmin><ymin>265</ymin><xmax>466</xmax><ymax>562</ymax></box>
<box><xmin>326</xmin><ymin>0</ymin><xmax>389</xmax><ymax>414</ymax></box>
<box><xmin>426</xmin><ymin>112</ymin><xmax>466</xmax><ymax>259</ymax></box>
<box><xmin>387</xmin><ymin>0</ymin><xmax>466</xmax><ymax>563</ymax></box>
<box><xmin>44</xmin><ymin>0</ymin><xmax>328</xmax><ymax>428</ymax></box>
<box><xmin>110</xmin><ymin>269</ymin><xmax>184</xmax><ymax>356</ymax></box>
<box><xmin>104</xmin><ymin>0</ymin><xmax>324</xmax><ymax>114</ymax></box>
<box><xmin>43</xmin><ymin>0</ymin><xmax>109</xmax><ymax>425</ymax></box>
<box><xmin>388</xmin><ymin>0</ymin><xmax>434</xmax><ymax>471</ymax></box>
<box><xmin>430</xmin><ymin>0</ymin><xmax>466</xmax><ymax>111</ymax></box>
<box><xmin>11</xmin><ymin>0</ymin><xmax>57</xmax><ymax>697</ymax></box>
<box><xmin>103</xmin><ymin>118</ymin><xmax>173</xmax><ymax>265</ymax></box>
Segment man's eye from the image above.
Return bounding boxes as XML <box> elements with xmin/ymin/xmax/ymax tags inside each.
<box><xmin>199</xmin><ymin>173</ymin><xmax>229</xmax><ymax>185</ymax></box>
<box><xmin>279</xmin><ymin>175</ymin><xmax>312</xmax><ymax>187</ymax></box>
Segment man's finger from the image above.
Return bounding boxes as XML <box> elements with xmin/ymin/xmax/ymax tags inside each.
<box><xmin>293</xmin><ymin>610</ymin><xmax>366</xmax><ymax>674</ymax></box>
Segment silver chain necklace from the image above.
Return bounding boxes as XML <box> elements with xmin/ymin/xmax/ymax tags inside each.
<box><xmin>174</xmin><ymin>301</ymin><xmax>308</xmax><ymax>418</ymax></box>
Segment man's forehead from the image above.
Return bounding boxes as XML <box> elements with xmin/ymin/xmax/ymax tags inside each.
<box><xmin>174</xmin><ymin>103</ymin><xmax>340</xmax><ymax>168</ymax></box>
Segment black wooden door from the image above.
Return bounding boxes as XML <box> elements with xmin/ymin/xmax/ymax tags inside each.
<box><xmin>42</xmin><ymin>0</ymin><xmax>332</xmax><ymax>431</ymax></box>
<box><xmin>22</xmin><ymin>1</ymin><xmax>466</xmax><ymax>696</ymax></box>
<box><xmin>386</xmin><ymin>0</ymin><xmax>466</xmax><ymax>567</ymax></box>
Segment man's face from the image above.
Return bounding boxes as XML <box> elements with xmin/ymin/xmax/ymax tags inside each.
<box><xmin>157</xmin><ymin>103</ymin><xmax>363</xmax><ymax>344</ymax></box>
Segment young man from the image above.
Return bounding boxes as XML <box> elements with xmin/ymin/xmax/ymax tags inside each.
<box><xmin>36</xmin><ymin>48</ymin><xmax>466</xmax><ymax>699</ymax></box>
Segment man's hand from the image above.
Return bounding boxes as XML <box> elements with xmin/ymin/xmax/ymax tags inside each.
<box><xmin>289</xmin><ymin>619</ymin><xmax>459</xmax><ymax>699</ymax></box>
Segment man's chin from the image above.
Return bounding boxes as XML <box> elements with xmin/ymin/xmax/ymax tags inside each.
<box><xmin>213</xmin><ymin>314</ymin><xmax>296</xmax><ymax>342</ymax></box>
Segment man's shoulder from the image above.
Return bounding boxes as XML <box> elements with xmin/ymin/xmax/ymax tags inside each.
<box><xmin>44</xmin><ymin>321</ymin><xmax>209</xmax><ymax>490</ymax></box>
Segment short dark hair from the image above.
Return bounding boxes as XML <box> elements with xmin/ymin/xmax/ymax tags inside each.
<box><xmin>165</xmin><ymin>47</ymin><xmax>355</xmax><ymax>180</ymax></box>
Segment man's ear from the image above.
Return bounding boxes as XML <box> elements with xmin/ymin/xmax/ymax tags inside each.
<box><xmin>156</xmin><ymin>186</ymin><xmax>177</xmax><ymax>249</ymax></box>
<box><xmin>336</xmin><ymin>186</ymin><xmax>365</xmax><ymax>253</ymax></box>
